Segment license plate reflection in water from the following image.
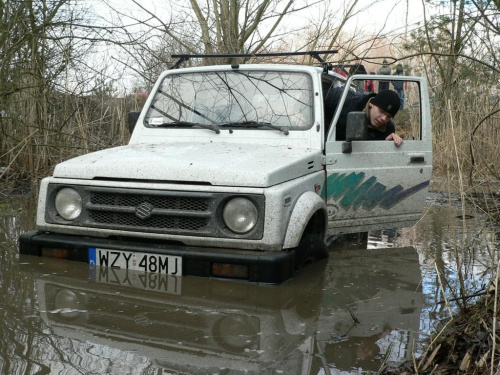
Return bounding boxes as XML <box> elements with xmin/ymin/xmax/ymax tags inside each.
<box><xmin>88</xmin><ymin>248</ymin><xmax>182</xmax><ymax>275</ymax></box>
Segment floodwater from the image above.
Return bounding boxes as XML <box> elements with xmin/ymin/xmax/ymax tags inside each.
<box><xmin>0</xmin><ymin>192</ymin><xmax>499</xmax><ymax>374</ymax></box>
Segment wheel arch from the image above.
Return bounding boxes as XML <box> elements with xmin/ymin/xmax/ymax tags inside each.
<box><xmin>283</xmin><ymin>191</ymin><xmax>327</xmax><ymax>249</ymax></box>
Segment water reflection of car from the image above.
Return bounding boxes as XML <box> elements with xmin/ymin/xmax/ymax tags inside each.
<box><xmin>22</xmin><ymin>257</ymin><xmax>327</xmax><ymax>374</ymax></box>
<box><xmin>20</xmin><ymin>245</ymin><xmax>425</xmax><ymax>373</ymax></box>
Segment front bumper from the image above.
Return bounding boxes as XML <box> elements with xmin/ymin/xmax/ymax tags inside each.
<box><xmin>19</xmin><ymin>231</ymin><xmax>295</xmax><ymax>284</ymax></box>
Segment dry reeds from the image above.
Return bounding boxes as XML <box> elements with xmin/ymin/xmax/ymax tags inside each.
<box><xmin>432</xmin><ymin>88</ymin><xmax>500</xmax><ymax>183</ymax></box>
<box><xmin>0</xmin><ymin>89</ymin><xmax>145</xmax><ymax>192</ymax></box>
<box><xmin>431</xmin><ymin>86</ymin><xmax>500</xmax><ymax>226</ymax></box>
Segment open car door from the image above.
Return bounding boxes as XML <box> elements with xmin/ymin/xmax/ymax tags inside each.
<box><xmin>323</xmin><ymin>75</ymin><xmax>432</xmax><ymax>236</ymax></box>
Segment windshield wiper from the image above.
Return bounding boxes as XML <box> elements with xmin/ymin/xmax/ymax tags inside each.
<box><xmin>149</xmin><ymin>120</ymin><xmax>220</xmax><ymax>134</ymax></box>
<box><xmin>220</xmin><ymin>121</ymin><xmax>289</xmax><ymax>135</ymax></box>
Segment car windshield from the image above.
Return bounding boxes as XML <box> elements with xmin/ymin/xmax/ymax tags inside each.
<box><xmin>144</xmin><ymin>70</ymin><xmax>314</xmax><ymax>131</ymax></box>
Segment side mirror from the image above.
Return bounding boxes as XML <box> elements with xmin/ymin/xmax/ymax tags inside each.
<box><xmin>127</xmin><ymin>111</ymin><xmax>141</xmax><ymax>134</ymax></box>
<box><xmin>342</xmin><ymin>112</ymin><xmax>368</xmax><ymax>153</ymax></box>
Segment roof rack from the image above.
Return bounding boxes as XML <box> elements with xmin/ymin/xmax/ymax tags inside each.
<box><xmin>169</xmin><ymin>50</ymin><xmax>338</xmax><ymax>70</ymax></box>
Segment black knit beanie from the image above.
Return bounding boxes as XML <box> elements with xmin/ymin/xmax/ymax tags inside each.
<box><xmin>371</xmin><ymin>90</ymin><xmax>400</xmax><ymax>117</ymax></box>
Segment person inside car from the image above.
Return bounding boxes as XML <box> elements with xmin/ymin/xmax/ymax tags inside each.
<box><xmin>323</xmin><ymin>87</ymin><xmax>403</xmax><ymax>146</ymax></box>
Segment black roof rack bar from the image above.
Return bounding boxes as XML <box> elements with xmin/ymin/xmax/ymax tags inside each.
<box><xmin>170</xmin><ymin>50</ymin><xmax>338</xmax><ymax>69</ymax></box>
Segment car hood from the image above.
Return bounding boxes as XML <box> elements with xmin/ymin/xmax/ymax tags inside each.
<box><xmin>53</xmin><ymin>142</ymin><xmax>323</xmax><ymax>187</ymax></box>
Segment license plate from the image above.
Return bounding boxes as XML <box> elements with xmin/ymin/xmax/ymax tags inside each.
<box><xmin>88</xmin><ymin>247</ymin><xmax>182</xmax><ymax>275</ymax></box>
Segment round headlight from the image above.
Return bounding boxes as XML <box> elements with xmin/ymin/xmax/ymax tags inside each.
<box><xmin>222</xmin><ymin>197</ymin><xmax>258</xmax><ymax>234</ymax></box>
<box><xmin>55</xmin><ymin>187</ymin><xmax>82</xmax><ymax>220</ymax></box>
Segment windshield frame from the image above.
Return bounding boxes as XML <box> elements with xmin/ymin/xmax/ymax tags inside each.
<box><xmin>144</xmin><ymin>69</ymin><xmax>316</xmax><ymax>132</ymax></box>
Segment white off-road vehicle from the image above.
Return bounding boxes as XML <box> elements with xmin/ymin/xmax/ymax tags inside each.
<box><xmin>19</xmin><ymin>51</ymin><xmax>432</xmax><ymax>283</ymax></box>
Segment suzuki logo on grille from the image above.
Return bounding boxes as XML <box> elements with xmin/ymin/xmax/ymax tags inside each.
<box><xmin>135</xmin><ymin>202</ymin><xmax>154</xmax><ymax>219</ymax></box>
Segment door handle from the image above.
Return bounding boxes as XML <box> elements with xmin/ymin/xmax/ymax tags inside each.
<box><xmin>409</xmin><ymin>154</ymin><xmax>425</xmax><ymax>163</ymax></box>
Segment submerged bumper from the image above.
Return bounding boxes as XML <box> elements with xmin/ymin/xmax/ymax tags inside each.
<box><xmin>18</xmin><ymin>231</ymin><xmax>295</xmax><ymax>284</ymax></box>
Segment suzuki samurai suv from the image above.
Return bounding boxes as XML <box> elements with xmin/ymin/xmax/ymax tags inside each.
<box><xmin>19</xmin><ymin>51</ymin><xmax>432</xmax><ymax>283</ymax></box>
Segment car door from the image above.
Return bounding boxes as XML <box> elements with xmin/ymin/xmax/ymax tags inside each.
<box><xmin>323</xmin><ymin>75</ymin><xmax>432</xmax><ymax>236</ymax></box>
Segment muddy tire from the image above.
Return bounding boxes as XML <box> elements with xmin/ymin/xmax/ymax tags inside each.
<box><xmin>295</xmin><ymin>234</ymin><xmax>328</xmax><ymax>270</ymax></box>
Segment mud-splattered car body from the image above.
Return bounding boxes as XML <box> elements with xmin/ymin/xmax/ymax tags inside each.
<box><xmin>19</xmin><ymin>54</ymin><xmax>432</xmax><ymax>283</ymax></box>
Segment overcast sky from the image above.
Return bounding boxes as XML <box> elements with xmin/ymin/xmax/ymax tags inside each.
<box><xmin>296</xmin><ymin>0</ymin><xmax>426</xmax><ymax>34</ymax></box>
<box><xmin>94</xmin><ymin>0</ymin><xmax>426</xmax><ymax>34</ymax></box>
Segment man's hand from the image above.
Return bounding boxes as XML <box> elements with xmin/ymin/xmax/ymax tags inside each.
<box><xmin>386</xmin><ymin>133</ymin><xmax>403</xmax><ymax>146</ymax></box>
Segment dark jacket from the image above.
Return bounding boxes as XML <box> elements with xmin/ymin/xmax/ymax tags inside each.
<box><xmin>392</xmin><ymin>71</ymin><xmax>404</xmax><ymax>90</ymax></box>
<box><xmin>324</xmin><ymin>87</ymin><xmax>395</xmax><ymax>141</ymax></box>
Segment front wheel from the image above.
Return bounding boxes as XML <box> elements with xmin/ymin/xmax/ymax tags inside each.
<box><xmin>294</xmin><ymin>234</ymin><xmax>328</xmax><ymax>270</ymax></box>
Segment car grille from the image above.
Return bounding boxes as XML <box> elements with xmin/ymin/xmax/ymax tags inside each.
<box><xmin>89</xmin><ymin>211</ymin><xmax>207</xmax><ymax>231</ymax></box>
<box><xmin>84</xmin><ymin>187</ymin><xmax>216</xmax><ymax>236</ymax></box>
<box><xmin>90</xmin><ymin>192</ymin><xmax>209</xmax><ymax>211</ymax></box>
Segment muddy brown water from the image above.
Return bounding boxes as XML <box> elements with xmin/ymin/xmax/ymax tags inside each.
<box><xmin>0</xmin><ymin>192</ymin><xmax>498</xmax><ymax>374</ymax></box>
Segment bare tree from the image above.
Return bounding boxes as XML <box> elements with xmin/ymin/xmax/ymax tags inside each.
<box><xmin>399</xmin><ymin>0</ymin><xmax>499</xmax><ymax>185</ymax></box>
<box><xmin>104</xmin><ymin>0</ymin><xmax>329</xmax><ymax>70</ymax></box>
<box><xmin>0</xmin><ymin>0</ymin><xmax>136</xmax><ymax>186</ymax></box>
